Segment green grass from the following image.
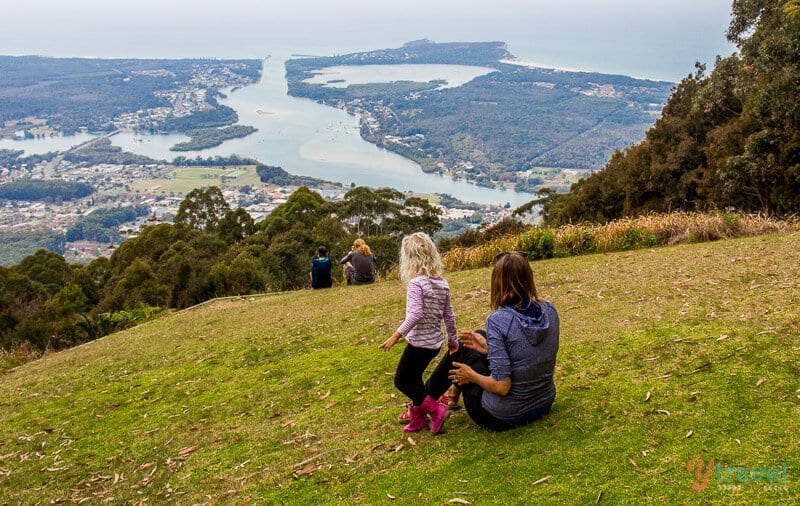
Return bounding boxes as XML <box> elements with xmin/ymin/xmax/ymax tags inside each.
<box><xmin>131</xmin><ymin>165</ymin><xmax>262</xmax><ymax>194</ymax></box>
<box><xmin>1</xmin><ymin>233</ymin><xmax>799</xmax><ymax>504</ymax></box>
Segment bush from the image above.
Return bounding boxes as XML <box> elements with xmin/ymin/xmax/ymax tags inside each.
<box><xmin>442</xmin><ymin>212</ymin><xmax>799</xmax><ymax>272</ymax></box>
<box><xmin>0</xmin><ymin>342</ymin><xmax>42</xmax><ymax>373</ymax></box>
<box><xmin>519</xmin><ymin>228</ymin><xmax>555</xmax><ymax>260</ymax></box>
<box><xmin>620</xmin><ymin>227</ymin><xmax>656</xmax><ymax>251</ymax></box>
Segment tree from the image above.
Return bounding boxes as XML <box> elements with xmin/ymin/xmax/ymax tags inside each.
<box><xmin>0</xmin><ymin>266</ymin><xmax>48</xmax><ymax>349</ymax></box>
<box><xmin>154</xmin><ymin>234</ymin><xmax>226</xmax><ymax>308</ymax></box>
<box><xmin>337</xmin><ymin>187</ymin><xmax>403</xmax><ymax>237</ymax></box>
<box><xmin>49</xmin><ymin>284</ymin><xmax>90</xmax><ymax>317</ymax></box>
<box><xmin>109</xmin><ymin>223</ymin><xmax>190</xmax><ymax>275</ymax></box>
<box><xmin>70</xmin><ymin>257</ymin><xmax>111</xmax><ymax>307</ymax></box>
<box><xmin>12</xmin><ymin>249</ymin><xmax>71</xmax><ymax>297</ymax></box>
<box><xmin>174</xmin><ymin>186</ymin><xmax>231</xmax><ymax>233</ymax></box>
<box><xmin>210</xmin><ymin>247</ymin><xmax>268</xmax><ymax>296</ymax></box>
<box><xmin>98</xmin><ymin>259</ymin><xmax>169</xmax><ymax>313</ymax></box>
<box><xmin>259</xmin><ymin>186</ymin><xmax>330</xmax><ymax>239</ymax></box>
<box><xmin>385</xmin><ymin>196</ymin><xmax>442</xmax><ymax>236</ymax></box>
<box><xmin>218</xmin><ymin>208</ymin><xmax>256</xmax><ymax>244</ymax></box>
<box><xmin>263</xmin><ymin>229</ymin><xmax>316</xmax><ymax>291</ymax></box>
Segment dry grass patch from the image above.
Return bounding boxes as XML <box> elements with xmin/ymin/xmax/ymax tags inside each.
<box><xmin>444</xmin><ymin>211</ymin><xmax>799</xmax><ymax>271</ymax></box>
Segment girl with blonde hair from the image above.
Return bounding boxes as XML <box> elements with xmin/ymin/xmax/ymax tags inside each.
<box><xmin>380</xmin><ymin>232</ymin><xmax>457</xmax><ymax>434</ymax></box>
<box><xmin>340</xmin><ymin>238</ymin><xmax>375</xmax><ymax>285</ymax></box>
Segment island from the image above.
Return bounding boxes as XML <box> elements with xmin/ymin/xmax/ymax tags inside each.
<box><xmin>170</xmin><ymin>125</ymin><xmax>259</xmax><ymax>151</ymax></box>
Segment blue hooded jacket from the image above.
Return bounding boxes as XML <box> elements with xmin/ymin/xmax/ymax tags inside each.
<box><xmin>481</xmin><ymin>301</ymin><xmax>560</xmax><ymax>420</ymax></box>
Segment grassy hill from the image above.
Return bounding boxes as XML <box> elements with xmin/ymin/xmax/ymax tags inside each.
<box><xmin>1</xmin><ymin>233</ymin><xmax>798</xmax><ymax>504</ymax></box>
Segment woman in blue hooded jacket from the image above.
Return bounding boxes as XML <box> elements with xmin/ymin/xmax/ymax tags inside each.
<box><xmin>424</xmin><ymin>251</ymin><xmax>559</xmax><ymax>431</ymax></box>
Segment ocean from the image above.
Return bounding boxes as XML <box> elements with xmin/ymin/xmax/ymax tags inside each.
<box><xmin>2</xmin><ymin>0</ymin><xmax>735</xmax><ymax>82</ymax></box>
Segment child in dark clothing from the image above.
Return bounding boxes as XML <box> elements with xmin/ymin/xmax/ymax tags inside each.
<box><xmin>310</xmin><ymin>246</ymin><xmax>333</xmax><ymax>289</ymax></box>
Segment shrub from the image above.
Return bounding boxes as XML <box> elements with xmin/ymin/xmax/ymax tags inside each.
<box><xmin>620</xmin><ymin>227</ymin><xmax>654</xmax><ymax>251</ymax></box>
<box><xmin>442</xmin><ymin>212</ymin><xmax>798</xmax><ymax>272</ymax></box>
<box><xmin>519</xmin><ymin>228</ymin><xmax>555</xmax><ymax>260</ymax></box>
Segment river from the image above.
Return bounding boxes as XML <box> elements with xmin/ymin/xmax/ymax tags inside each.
<box><xmin>3</xmin><ymin>57</ymin><xmax>534</xmax><ymax>206</ymax></box>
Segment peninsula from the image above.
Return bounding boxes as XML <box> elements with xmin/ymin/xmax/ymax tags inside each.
<box><xmin>286</xmin><ymin>40</ymin><xmax>674</xmax><ymax>192</ymax></box>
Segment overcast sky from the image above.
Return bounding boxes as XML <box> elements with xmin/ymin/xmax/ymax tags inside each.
<box><xmin>1</xmin><ymin>0</ymin><xmax>735</xmax><ymax>80</ymax></box>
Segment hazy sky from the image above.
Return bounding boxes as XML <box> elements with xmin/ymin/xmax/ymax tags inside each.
<box><xmin>1</xmin><ymin>0</ymin><xmax>735</xmax><ymax>80</ymax></box>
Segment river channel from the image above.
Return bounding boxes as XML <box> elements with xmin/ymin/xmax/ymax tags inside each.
<box><xmin>3</xmin><ymin>57</ymin><xmax>535</xmax><ymax>206</ymax></box>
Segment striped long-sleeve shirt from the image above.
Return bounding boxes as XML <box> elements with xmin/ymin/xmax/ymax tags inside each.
<box><xmin>396</xmin><ymin>275</ymin><xmax>457</xmax><ymax>350</ymax></box>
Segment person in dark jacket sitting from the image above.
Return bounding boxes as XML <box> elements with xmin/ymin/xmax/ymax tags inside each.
<box><xmin>424</xmin><ymin>251</ymin><xmax>559</xmax><ymax>431</ymax></box>
<box><xmin>340</xmin><ymin>238</ymin><xmax>375</xmax><ymax>285</ymax></box>
<box><xmin>310</xmin><ymin>246</ymin><xmax>333</xmax><ymax>289</ymax></box>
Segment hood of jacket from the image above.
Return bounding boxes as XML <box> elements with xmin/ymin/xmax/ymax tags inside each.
<box><xmin>500</xmin><ymin>302</ymin><xmax>551</xmax><ymax>346</ymax></box>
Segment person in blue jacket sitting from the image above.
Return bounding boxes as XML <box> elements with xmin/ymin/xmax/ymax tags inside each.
<box><xmin>310</xmin><ymin>246</ymin><xmax>333</xmax><ymax>289</ymax></box>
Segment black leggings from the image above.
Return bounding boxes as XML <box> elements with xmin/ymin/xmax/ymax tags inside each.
<box><xmin>423</xmin><ymin>342</ymin><xmax>515</xmax><ymax>431</ymax></box>
<box><xmin>425</xmin><ymin>331</ymin><xmax>546</xmax><ymax>432</ymax></box>
<box><xmin>396</xmin><ymin>336</ymin><xmax>548</xmax><ymax>431</ymax></box>
<box><xmin>394</xmin><ymin>344</ymin><xmax>440</xmax><ymax>406</ymax></box>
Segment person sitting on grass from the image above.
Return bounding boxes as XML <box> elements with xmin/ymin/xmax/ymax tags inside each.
<box><xmin>380</xmin><ymin>232</ymin><xmax>458</xmax><ymax>435</ymax></box>
<box><xmin>310</xmin><ymin>246</ymin><xmax>333</xmax><ymax>289</ymax></box>
<box><xmin>340</xmin><ymin>238</ymin><xmax>375</xmax><ymax>285</ymax></box>
<box><xmin>424</xmin><ymin>251</ymin><xmax>559</xmax><ymax>431</ymax></box>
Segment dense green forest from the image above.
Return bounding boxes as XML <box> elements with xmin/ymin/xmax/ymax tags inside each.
<box><xmin>63</xmin><ymin>138</ymin><xmax>161</xmax><ymax>166</ymax></box>
<box><xmin>538</xmin><ymin>0</ymin><xmax>800</xmax><ymax>224</ymax></box>
<box><xmin>65</xmin><ymin>206</ymin><xmax>151</xmax><ymax>242</ymax></box>
<box><xmin>170</xmin><ymin>125</ymin><xmax>258</xmax><ymax>151</ymax></box>
<box><xmin>0</xmin><ymin>56</ymin><xmax>261</xmax><ymax>134</ymax></box>
<box><xmin>286</xmin><ymin>41</ymin><xmax>673</xmax><ymax>185</ymax></box>
<box><xmin>171</xmin><ymin>154</ymin><xmax>258</xmax><ymax>167</ymax></box>
<box><xmin>0</xmin><ymin>230</ymin><xmax>64</xmax><ymax>266</ymax></box>
<box><xmin>0</xmin><ymin>149</ymin><xmax>59</xmax><ymax>169</ymax></box>
<box><xmin>0</xmin><ymin>185</ymin><xmax>441</xmax><ymax>352</ymax></box>
<box><xmin>0</xmin><ymin>180</ymin><xmax>93</xmax><ymax>201</ymax></box>
<box><xmin>255</xmin><ymin>164</ymin><xmax>332</xmax><ymax>187</ymax></box>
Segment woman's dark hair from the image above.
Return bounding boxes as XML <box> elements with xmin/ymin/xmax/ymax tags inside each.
<box><xmin>490</xmin><ymin>252</ymin><xmax>538</xmax><ymax>310</ymax></box>
<box><xmin>317</xmin><ymin>246</ymin><xmax>328</xmax><ymax>257</ymax></box>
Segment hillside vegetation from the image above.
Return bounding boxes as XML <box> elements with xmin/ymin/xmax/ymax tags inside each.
<box><xmin>286</xmin><ymin>41</ymin><xmax>672</xmax><ymax>184</ymax></box>
<box><xmin>543</xmin><ymin>0</ymin><xmax>800</xmax><ymax>223</ymax></box>
<box><xmin>0</xmin><ymin>186</ymin><xmax>442</xmax><ymax>354</ymax></box>
<box><xmin>0</xmin><ymin>56</ymin><xmax>260</xmax><ymax>135</ymax></box>
<box><xmin>442</xmin><ymin>211</ymin><xmax>799</xmax><ymax>271</ymax></box>
<box><xmin>1</xmin><ymin>232</ymin><xmax>798</xmax><ymax>503</ymax></box>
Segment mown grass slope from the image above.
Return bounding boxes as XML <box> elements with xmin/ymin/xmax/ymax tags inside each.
<box><xmin>1</xmin><ymin>233</ymin><xmax>798</xmax><ymax>504</ymax></box>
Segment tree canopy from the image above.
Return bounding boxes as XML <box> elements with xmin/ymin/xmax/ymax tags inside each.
<box><xmin>538</xmin><ymin>0</ymin><xmax>800</xmax><ymax>225</ymax></box>
<box><xmin>1</xmin><ymin>185</ymin><xmax>444</xmax><ymax>353</ymax></box>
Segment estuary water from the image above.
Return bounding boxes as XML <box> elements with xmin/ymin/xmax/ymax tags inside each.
<box><xmin>303</xmin><ymin>64</ymin><xmax>496</xmax><ymax>89</ymax></box>
<box><xmin>112</xmin><ymin>57</ymin><xmax>534</xmax><ymax>205</ymax></box>
<box><xmin>0</xmin><ymin>133</ymin><xmax>97</xmax><ymax>155</ymax></box>
<box><xmin>4</xmin><ymin>57</ymin><xmax>532</xmax><ymax>206</ymax></box>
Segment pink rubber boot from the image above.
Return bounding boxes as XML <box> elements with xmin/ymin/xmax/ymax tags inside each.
<box><xmin>402</xmin><ymin>404</ymin><xmax>429</xmax><ymax>433</ymax></box>
<box><xmin>421</xmin><ymin>395</ymin><xmax>448</xmax><ymax>435</ymax></box>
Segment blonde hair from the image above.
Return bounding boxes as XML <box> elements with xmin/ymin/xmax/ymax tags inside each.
<box><xmin>399</xmin><ymin>232</ymin><xmax>444</xmax><ymax>282</ymax></box>
<box><xmin>353</xmin><ymin>238</ymin><xmax>372</xmax><ymax>256</ymax></box>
